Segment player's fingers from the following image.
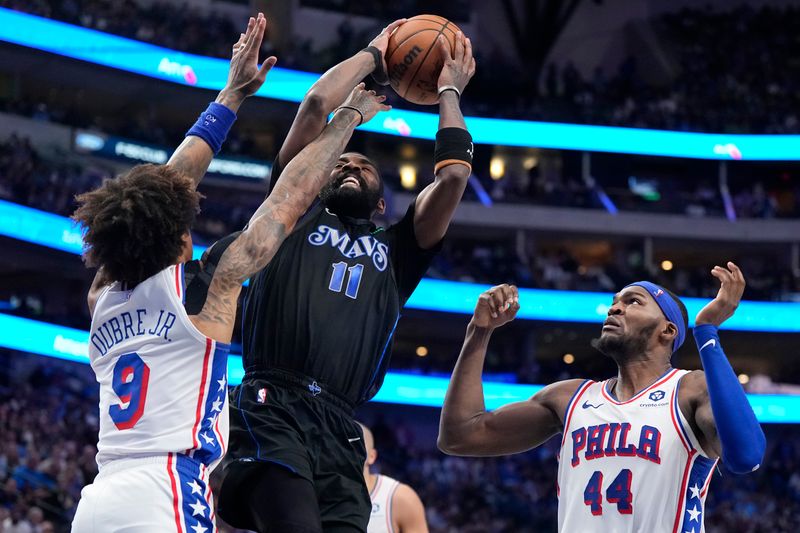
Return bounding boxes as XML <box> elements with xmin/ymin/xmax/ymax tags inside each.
<box><xmin>483</xmin><ymin>291</ymin><xmax>500</xmax><ymax>318</ymax></box>
<box><xmin>232</xmin><ymin>33</ymin><xmax>245</xmax><ymax>52</ymax></box>
<box><xmin>463</xmin><ymin>36</ymin><xmax>473</xmax><ymax>65</ymax></box>
<box><xmin>478</xmin><ymin>293</ymin><xmax>496</xmax><ymax>317</ymax></box>
<box><xmin>241</xmin><ymin>17</ymin><xmax>256</xmax><ymax>51</ymax></box>
<box><xmin>490</xmin><ymin>290</ymin><xmax>506</xmax><ymax>315</ymax></box>
<box><xmin>379</xmin><ymin>104</ymin><xmax>392</xmax><ymax>112</ymax></box>
<box><xmin>713</xmin><ymin>265</ymin><xmax>734</xmax><ymax>286</ymax></box>
<box><xmin>437</xmin><ymin>35</ymin><xmax>452</xmax><ymax>61</ymax></box>
<box><xmin>510</xmin><ymin>285</ymin><xmax>519</xmax><ymax>303</ymax></box>
<box><xmin>247</xmin><ymin>14</ymin><xmax>266</xmax><ymax>54</ymax></box>
<box><xmin>497</xmin><ymin>284</ymin><xmax>515</xmax><ymax>310</ymax></box>
<box><xmin>454</xmin><ymin>31</ymin><xmax>465</xmax><ymax>63</ymax></box>
<box><xmin>251</xmin><ymin>14</ymin><xmax>267</xmax><ymax>55</ymax></box>
<box><xmin>257</xmin><ymin>56</ymin><xmax>277</xmax><ymax>80</ymax></box>
<box><xmin>375</xmin><ymin>94</ymin><xmax>387</xmax><ymax>102</ymax></box>
<box><xmin>728</xmin><ymin>261</ymin><xmax>746</xmax><ymax>285</ymax></box>
<box><xmin>385</xmin><ymin>18</ymin><xmax>407</xmax><ymax>35</ymax></box>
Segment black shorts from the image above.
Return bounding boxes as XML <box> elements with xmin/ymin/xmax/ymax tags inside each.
<box><xmin>221</xmin><ymin>369</ymin><xmax>370</xmax><ymax>531</ymax></box>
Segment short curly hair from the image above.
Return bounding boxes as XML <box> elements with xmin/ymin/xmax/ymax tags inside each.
<box><xmin>72</xmin><ymin>164</ymin><xmax>201</xmax><ymax>286</ymax></box>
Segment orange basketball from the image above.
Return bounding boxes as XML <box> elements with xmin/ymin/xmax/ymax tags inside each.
<box><xmin>385</xmin><ymin>15</ymin><xmax>462</xmax><ymax>105</ymax></box>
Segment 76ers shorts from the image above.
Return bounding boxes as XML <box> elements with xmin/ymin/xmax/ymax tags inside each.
<box><xmin>72</xmin><ymin>454</ymin><xmax>216</xmax><ymax>533</ymax></box>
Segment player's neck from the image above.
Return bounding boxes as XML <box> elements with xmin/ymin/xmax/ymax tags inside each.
<box><xmin>365</xmin><ymin>470</ymin><xmax>378</xmax><ymax>493</ymax></box>
<box><xmin>612</xmin><ymin>358</ymin><xmax>672</xmax><ymax>402</ymax></box>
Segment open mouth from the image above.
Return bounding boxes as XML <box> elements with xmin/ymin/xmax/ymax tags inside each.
<box><xmin>340</xmin><ymin>176</ymin><xmax>360</xmax><ymax>187</ymax></box>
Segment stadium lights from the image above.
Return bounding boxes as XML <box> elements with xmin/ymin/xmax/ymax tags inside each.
<box><xmin>399</xmin><ymin>164</ymin><xmax>417</xmax><ymax>189</ymax></box>
<box><xmin>4</xmin><ymin>8</ymin><xmax>800</xmax><ymax>160</ymax></box>
<box><xmin>489</xmin><ymin>156</ymin><xmax>506</xmax><ymax>180</ymax></box>
<box><xmin>1</xmin><ymin>199</ymin><xmax>799</xmax><ymax>332</ymax></box>
<box><xmin>0</xmin><ymin>313</ymin><xmax>796</xmax><ymax>422</ymax></box>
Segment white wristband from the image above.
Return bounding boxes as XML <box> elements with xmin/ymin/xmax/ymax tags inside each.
<box><xmin>437</xmin><ymin>85</ymin><xmax>461</xmax><ymax>99</ymax></box>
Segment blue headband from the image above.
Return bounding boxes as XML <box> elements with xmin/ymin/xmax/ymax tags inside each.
<box><xmin>625</xmin><ymin>281</ymin><xmax>686</xmax><ymax>353</ymax></box>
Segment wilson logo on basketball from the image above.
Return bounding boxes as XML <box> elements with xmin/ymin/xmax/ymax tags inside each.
<box><xmin>389</xmin><ymin>45</ymin><xmax>423</xmax><ymax>84</ymax></box>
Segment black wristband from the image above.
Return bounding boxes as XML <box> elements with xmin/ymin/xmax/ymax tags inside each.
<box><xmin>334</xmin><ymin>105</ymin><xmax>364</xmax><ymax>126</ymax></box>
<box><xmin>434</xmin><ymin>127</ymin><xmax>473</xmax><ymax>174</ymax></box>
<box><xmin>362</xmin><ymin>46</ymin><xmax>389</xmax><ymax>86</ymax></box>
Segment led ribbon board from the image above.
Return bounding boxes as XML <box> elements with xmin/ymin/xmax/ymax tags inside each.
<box><xmin>3</xmin><ymin>8</ymin><xmax>800</xmax><ymax>160</ymax></box>
<box><xmin>74</xmin><ymin>131</ymin><xmax>271</xmax><ymax>180</ymax></box>
<box><xmin>2</xmin><ymin>199</ymin><xmax>799</xmax><ymax>332</ymax></box>
<box><xmin>0</xmin><ymin>314</ymin><xmax>796</xmax><ymax>422</ymax></box>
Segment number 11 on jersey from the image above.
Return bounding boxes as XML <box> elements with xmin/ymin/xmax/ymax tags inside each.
<box><xmin>329</xmin><ymin>262</ymin><xmax>364</xmax><ymax>299</ymax></box>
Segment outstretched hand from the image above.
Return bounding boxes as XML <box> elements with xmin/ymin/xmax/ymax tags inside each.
<box><xmin>339</xmin><ymin>83</ymin><xmax>392</xmax><ymax>124</ymax></box>
<box><xmin>224</xmin><ymin>13</ymin><xmax>277</xmax><ymax>100</ymax></box>
<box><xmin>368</xmin><ymin>19</ymin><xmax>407</xmax><ymax>81</ymax></box>
<box><xmin>695</xmin><ymin>262</ymin><xmax>746</xmax><ymax>327</ymax></box>
<box><xmin>471</xmin><ymin>284</ymin><xmax>520</xmax><ymax>330</ymax></box>
<box><xmin>436</xmin><ymin>31</ymin><xmax>476</xmax><ymax>96</ymax></box>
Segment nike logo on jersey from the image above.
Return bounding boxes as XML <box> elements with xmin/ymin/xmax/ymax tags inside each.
<box><xmin>348</xmin><ymin>437</ymin><xmax>361</xmax><ymax>443</ymax></box>
<box><xmin>582</xmin><ymin>401</ymin><xmax>604</xmax><ymax>409</ymax></box>
<box><xmin>700</xmin><ymin>338</ymin><xmax>716</xmax><ymax>351</ymax></box>
<box><xmin>308</xmin><ymin>225</ymin><xmax>389</xmax><ymax>271</ymax></box>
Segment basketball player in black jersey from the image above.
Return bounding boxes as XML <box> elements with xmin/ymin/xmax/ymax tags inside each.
<box><xmin>218</xmin><ymin>23</ymin><xmax>476</xmax><ymax>533</ymax></box>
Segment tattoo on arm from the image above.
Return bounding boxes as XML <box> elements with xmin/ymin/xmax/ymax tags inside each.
<box><xmin>197</xmin><ymin>110</ymin><xmax>360</xmax><ymax>327</ymax></box>
<box><xmin>167</xmin><ymin>136</ymin><xmax>215</xmax><ymax>189</ymax></box>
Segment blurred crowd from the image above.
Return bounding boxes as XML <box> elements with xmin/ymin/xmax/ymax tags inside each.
<box><xmin>5</xmin><ymin>1</ymin><xmax>800</xmax><ymax>133</ymax></box>
<box><xmin>2</xmin><ymin>133</ymin><xmax>798</xmax><ymax>306</ymax></box>
<box><xmin>428</xmin><ymin>240</ymin><xmax>799</xmax><ymax>302</ymax></box>
<box><xmin>0</xmin><ymin>355</ymin><xmax>798</xmax><ymax>533</ymax></box>
<box><xmin>0</xmin><ymin>356</ymin><xmax>98</xmax><ymax>533</ymax></box>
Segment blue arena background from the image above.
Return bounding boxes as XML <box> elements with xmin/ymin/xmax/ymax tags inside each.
<box><xmin>1</xmin><ymin>199</ymin><xmax>799</xmax><ymax>332</ymax></box>
<box><xmin>0</xmin><ymin>313</ymin><xmax>797</xmax><ymax>423</ymax></box>
<box><xmin>3</xmin><ymin>7</ymin><xmax>800</xmax><ymax>160</ymax></box>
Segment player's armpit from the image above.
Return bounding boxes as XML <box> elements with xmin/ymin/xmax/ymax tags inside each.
<box><xmin>190</xmin><ymin>208</ymin><xmax>290</xmax><ymax>343</ymax></box>
<box><xmin>392</xmin><ymin>484</ymin><xmax>428</xmax><ymax>533</ymax></box>
<box><xmin>679</xmin><ymin>370</ymin><xmax>722</xmax><ymax>459</ymax></box>
<box><xmin>87</xmin><ymin>267</ymin><xmax>111</xmax><ymax>317</ymax></box>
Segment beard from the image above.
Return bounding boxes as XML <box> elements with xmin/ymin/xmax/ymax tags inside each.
<box><xmin>591</xmin><ymin>322</ymin><xmax>657</xmax><ymax>362</ymax></box>
<box><xmin>319</xmin><ymin>173</ymin><xmax>382</xmax><ymax>219</ymax></box>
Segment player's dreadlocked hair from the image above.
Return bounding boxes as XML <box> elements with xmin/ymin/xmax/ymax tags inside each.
<box><xmin>72</xmin><ymin>164</ymin><xmax>201</xmax><ymax>286</ymax></box>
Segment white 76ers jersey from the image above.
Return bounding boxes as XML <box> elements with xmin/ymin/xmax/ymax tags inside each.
<box><xmin>368</xmin><ymin>474</ymin><xmax>400</xmax><ymax>533</ymax></box>
<box><xmin>89</xmin><ymin>264</ymin><xmax>230</xmax><ymax>471</ymax></box>
<box><xmin>558</xmin><ymin>369</ymin><xmax>718</xmax><ymax>533</ymax></box>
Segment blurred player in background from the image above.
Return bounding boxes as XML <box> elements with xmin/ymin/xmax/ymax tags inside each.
<box><xmin>70</xmin><ymin>13</ymin><xmax>389</xmax><ymax>532</ymax></box>
<box><xmin>439</xmin><ymin>263</ymin><xmax>766</xmax><ymax>532</ymax></box>
<box><xmin>219</xmin><ymin>20</ymin><xmax>476</xmax><ymax>533</ymax></box>
<box><xmin>358</xmin><ymin>423</ymin><xmax>428</xmax><ymax>533</ymax></box>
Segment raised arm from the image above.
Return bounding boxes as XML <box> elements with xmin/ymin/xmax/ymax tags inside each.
<box><xmin>274</xmin><ymin>19</ymin><xmax>406</xmax><ymax>175</ymax></box>
<box><xmin>189</xmin><ymin>86</ymin><xmax>390</xmax><ymax>342</ymax></box>
<box><xmin>413</xmin><ymin>32</ymin><xmax>476</xmax><ymax>249</ymax></box>
<box><xmin>679</xmin><ymin>262</ymin><xmax>766</xmax><ymax>473</ymax></box>
<box><xmin>438</xmin><ymin>284</ymin><xmax>584</xmax><ymax>456</ymax></box>
<box><xmin>167</xmin><ymin>13</ymin><xmax>277</xmax><ymax>188</ymax></box>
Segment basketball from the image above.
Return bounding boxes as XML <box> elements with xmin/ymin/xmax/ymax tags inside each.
<box><xmin>385</xmin><ymin>14</ymin><xmax>462</xmax><ymax>105</ymax></box>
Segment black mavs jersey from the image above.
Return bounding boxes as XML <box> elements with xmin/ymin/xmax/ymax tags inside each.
<box><xmin>242</xmin><ymin>201</ymin><xmax>436</xmax><ymax>406</ymax></box>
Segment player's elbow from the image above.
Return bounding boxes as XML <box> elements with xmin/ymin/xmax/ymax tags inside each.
<box><xmin>301</xmin><ymin>90</ymin><xmax>331</xmax><ymax>117</ymax></box>
<box><xmin>724</xmin><ymin>430</ymin><xmax>766</xmax><ymax>474</ymax></box>
<box><xmin>436</xmin><ymin>164</ymin><xmax>471</xmax><ymax>184</ymax></box>
<box><xmin>437</xmin><ymin>427</ymin><xmax>474</xmax><ymax>456</ymax></box>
